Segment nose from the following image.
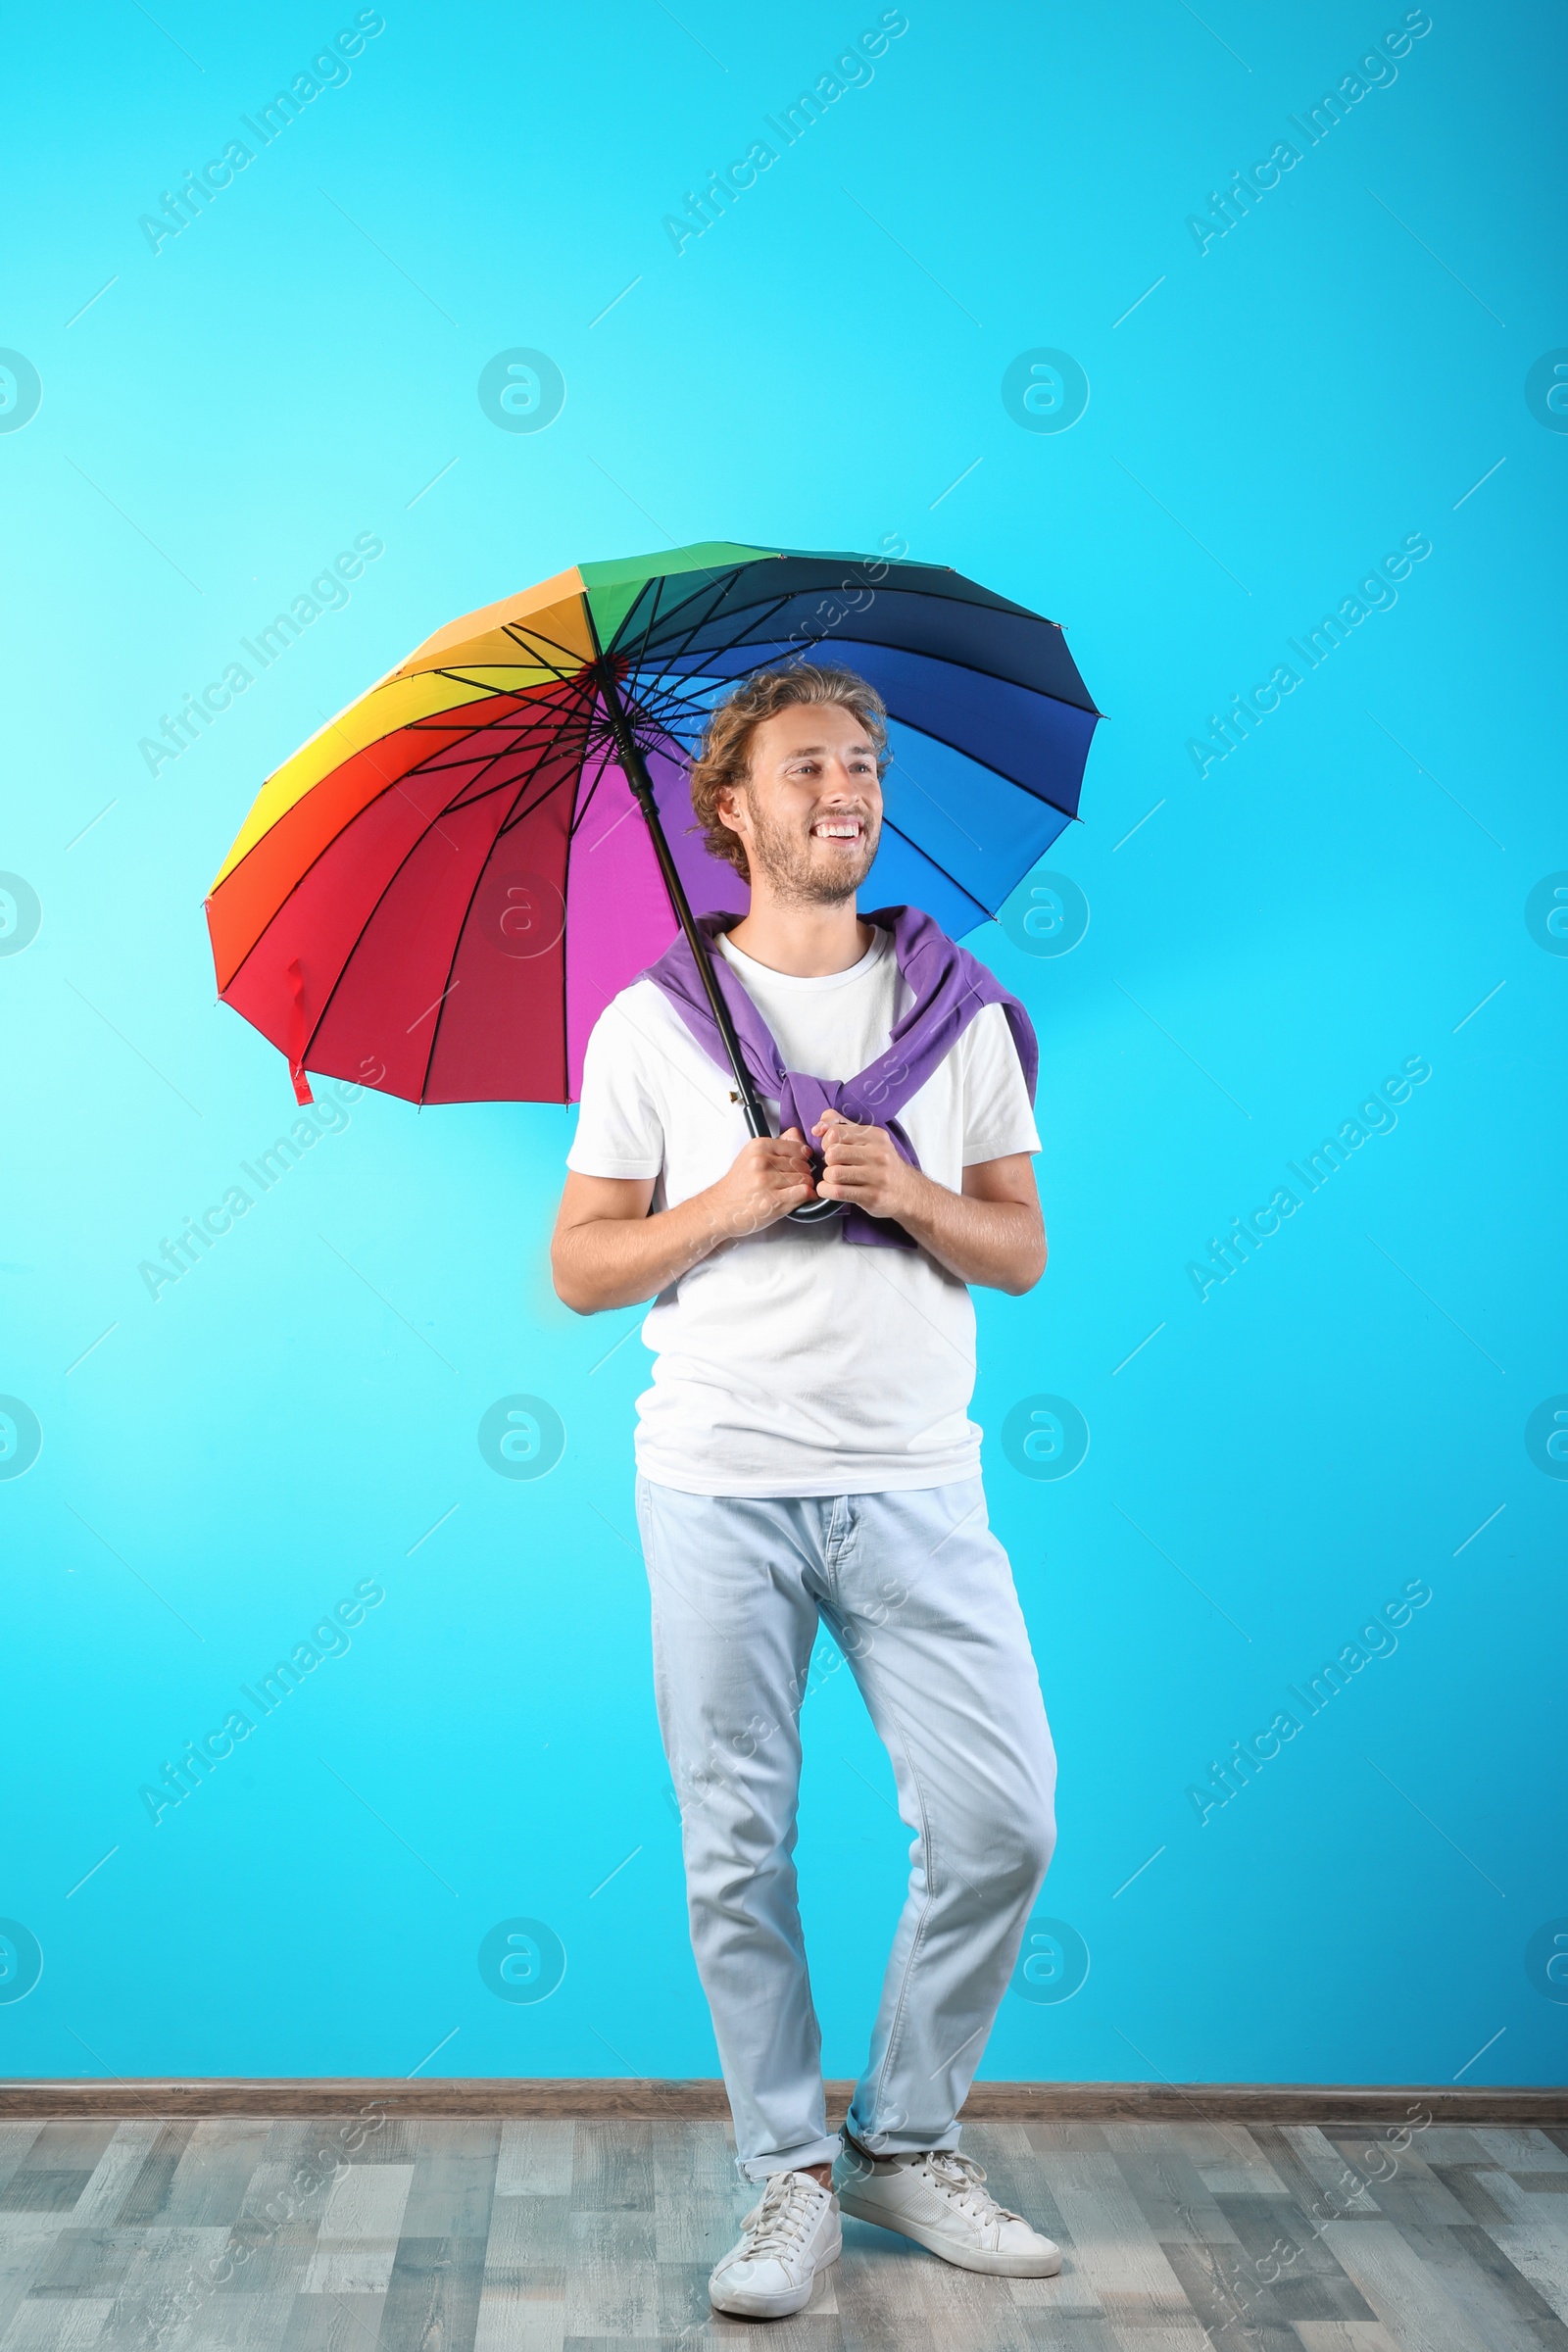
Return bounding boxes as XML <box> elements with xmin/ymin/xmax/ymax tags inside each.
<box><xmin>826</xmin><ymin>758</ymin><xmax>873</xmax><ymax>797</ymax></box>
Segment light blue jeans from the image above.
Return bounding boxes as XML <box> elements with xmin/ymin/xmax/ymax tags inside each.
<box><xmin>635</xmin><ymin>1475</ymin><xmax>1057</xmax><ymax>2180</ymax></box>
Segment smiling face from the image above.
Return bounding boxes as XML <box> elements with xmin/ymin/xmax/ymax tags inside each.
<box><xmin>716</xmin><ymin>699</ymin><xmax>884</xmax><ymax>906</ymax></box>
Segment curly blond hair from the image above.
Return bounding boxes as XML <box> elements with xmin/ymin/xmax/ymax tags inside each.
<box><xmin>687</xmin><ymin>663</ymin><xmax>889</xmax><ymax>882</ymax></box>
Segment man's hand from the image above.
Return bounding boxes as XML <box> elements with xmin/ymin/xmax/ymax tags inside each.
<box><xmin>812</xmin><ymin>1110</ymin><xmax>917</xmax><ymax>1221</ymax></box>
<box><xmin>708</xmin><ymin>1127</ymin><xmax>818</xmax><ymax>1239</ymax></box>
<box><xmin>810</xmin><ymin>1110</ymin><xmax>1046</xmax><ymax>1295</ymax></box>
<box><xmin>550</xmin><ymin>1129</ymin><xmax>816</xmax><ymax>1314</ymax></box>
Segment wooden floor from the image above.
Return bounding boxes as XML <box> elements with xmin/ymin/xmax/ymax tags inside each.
<box><xmin>1</xmin><ymin>2113</ymin><xmax>1566</xmax><ymax>2350</ymax></box>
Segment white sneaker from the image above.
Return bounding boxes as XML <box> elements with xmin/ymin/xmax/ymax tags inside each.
<box><xmin>836</xmin><ymin>2145</ymin><xmax>1062</xmax><ymax>2278</ymax></box>
<box><xmin>708</xmin><ymin>2168</ymin><xmax>842</xmax><ymax>2318</ymax></box>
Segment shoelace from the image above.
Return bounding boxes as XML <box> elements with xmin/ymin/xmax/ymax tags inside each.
<box><xmin>920</xmin><ymin>2150</ymin><xmax>1026</xmax><ymax>2226</ymax></box>
<box><xmin>736</xmin><ymin>2170</ymin><xmax>825</xmax><ymax>2261</ymax></box>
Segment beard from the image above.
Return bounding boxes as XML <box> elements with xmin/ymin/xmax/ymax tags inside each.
<box><xmin>745</xmin><ymin>804</ymin><xmax>881</xmax><ymax>905</ymax></box>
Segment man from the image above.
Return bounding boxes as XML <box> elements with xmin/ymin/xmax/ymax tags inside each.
<box><xmin>552</xmin><ymin>663</ymin><xmax>1059</xmax><ymax>2321</ymax></box>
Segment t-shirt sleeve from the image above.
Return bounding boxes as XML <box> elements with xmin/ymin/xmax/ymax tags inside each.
<box><xmin>960</xmin><ymin>1001</ymin><xmax>1042</xmax><ymax>1165</ymax></box>
<box><xmin>566</xmin><ymin>1000</ymin><xmax>666</xmax><ymax>1179</ymax></box>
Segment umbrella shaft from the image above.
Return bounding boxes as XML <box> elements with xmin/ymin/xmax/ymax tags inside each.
<box><xmin>598</xmin><ymin>675</ymin><xmax>770</xmax><ymax>1143</ymax></box>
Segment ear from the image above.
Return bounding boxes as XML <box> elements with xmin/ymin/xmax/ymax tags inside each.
<box><xmin>714</xmin><ymin>781</ymin><xmax>750</xmax><ymax>839</ymax></box>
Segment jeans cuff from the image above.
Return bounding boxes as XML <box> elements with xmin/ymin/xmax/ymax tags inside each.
<box><xmin>844</xmin><ymin>2113</ymin><xmax>960</xmax><ymax>2161</ymax></box>
<box><xmin>738</xmin><ymin>2133</ymin><xmax>843</xmax><ymax>2182</ymax></box>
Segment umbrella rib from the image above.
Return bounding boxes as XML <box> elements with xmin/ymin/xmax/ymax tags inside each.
<box><xmin>612</xmin><ymin>564</ymin><xmax>758</xmax><ymax>674</ymax></box>
<box><xmin>455</xmin><ymin>735</ymin><xmax>597</xmax><ymax>845</ymax></box>
<box><xmin>422</xmin><ymin>666</ymin><xmax>576</xmax><ymax>703</ymax></box>
<box><xmin>611</xmin><ymin>567</ymin><xmax>669</xmax><ymax>676</ymax></box>
<box><xmin>400</xmin><ymin>736</ymin><xmax>577</xmax><ymax>830</ymax></box>
<box><xmin>605</xmin><ymin>561</ymin><xmax>732</xmax><ymax>673</ymax></box>
<box><xmin>394</xmin><ymin>703</ymin><xmax>581</xmax><ymax>789</ymax></box>
<box><xmin>607</xmin><ymin>679</ymin><xmax>710</xmax><ymax>760</ymax></box>
<box><xmin>495</xmin><ymin>615</ymin><xmax>595</xmax><ymax>679</ymax></box>
<box><xmin>619</xmin><ymin>690</ymin><xmax>703</xmax><ymax>775</ymax></box>
<box><xmin>493</xmin><ymin>758</ymin><xmax>584</xmax><ymax>838</ymax></box>
<box><xmin>410</xmin><ymin>616</ymin><xmax>590</xmax><ymax>689</ymax></box>
<box><xmin>627</xmin><ymin>569</ymin><xmax>829</xmax><ymax>663</ymax></box>
<box><xmin>637</xmin><ymin>560</ymin><xmax>767</xmax><ymax>644</ymax></box>
<box><xmin>406</xmin><ymin>679</ymin><xmax>598</xmax><ymax>807</ymax></box>
<box><xmin>828</xmin><ymin>613</ymin><xmax>1098</xmax><ymax>718</ymax></box>
<box><xmin>401</xmin><ymin>678</ymin><xmax>560</xmax><ymax>729</ymax></box>
<box><xmin>430</xmin><ymin>708</ymin><xmax>593</xmax><ymax>803</ymax></box>
<box><xmin>620</xmin><ymin>666</ymin><xmax>710</xmax><ymax>726</ymax></box>
<box><xmin>542</xmin><ymin>629</ymin><xmax>624</xmax><ymax>1070</ymax></box>
<box><xmin>618</xmin><ymin>574</ymin><xmax>716</xmax><ymax>731</ymax></box>
<box><xmin>641</xmin><ymin>568</ymin><xmax>672</xmax><ymax>651</ymax></box>
<box><xmin>562</xmin><ymin>685</ymin><xmax>706</xmax><ymax>862</ymax></box>
<box><xmin>558</xmin><ymin>775</ymin><xmax>569</xmax><ymax>1090</ymax></box>
<box><xmin>602</xmin><ymin>567</ymin><xmax>797</xmax><ymax>750</ymax></box>
<box><xmin>632</xmin><ymin>571</ymin><xmax>782</xmax><ymax>675</ymax></box>
<box><xmin>630</xmin><ymin>653</ymin><xmax>723</xmax><ymax>721</ymax></box>
<box><xmin>486</xmin><ymin>693</ymin><xmax>606</xmax><ymax>836</ymax></box>
<box><xmin>413</xmin><ymin>675</ymin><xmax>589</xmax><ymax>754</ymax></box>
<box><xmin>406</xmin><ymin>722</ymin><xmax>562</xmax><ymax>786</ymax></box>
<box><xmin>434</xmin><ymin>747</ymin><xmax>580</xmax><ymax>834</ymax></box>
<box><xmin>566</xmin><ymin>721</ymin><xmax>623</xmax><ymax>841</ymax></box>
<box><xmin>420</xmin><ymin>714</ymin><xmax>592</xmax><ymax>790</ymax></box>
<box><xmin>418</xmin><ymin>683</ymin><xmax>601</xmax><ymax>845</ymax></box>
<box><xmin>650</xmin><ymin>588</ymin><xmax>810</xmax><ymax>685</ymax></box>
<box><xmin>618</xmin><ymin>565</ymin><xmax>754</xmax><ymax>692</ymax></box>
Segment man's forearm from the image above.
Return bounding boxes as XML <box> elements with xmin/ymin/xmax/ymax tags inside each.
<box><xmin>887</xmin><ymin>1173</ymin><xmax>1045</xmax><ymax>1295</ymax></box>
<box><xmin>553</xmin><ymin>1188</ymin><xmax>731</xmax><ymax>1313</ymax></box>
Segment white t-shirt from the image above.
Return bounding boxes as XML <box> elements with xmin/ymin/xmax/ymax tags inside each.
<box><xmin>566</xmin><ymin>923</ymin><xmax>1041</xmax><ymax>1497</ymax></box>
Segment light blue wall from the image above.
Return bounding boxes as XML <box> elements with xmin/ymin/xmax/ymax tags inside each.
<box><xmin>3</xmin><ymin>0</ymin><xmax>1563</xmax><ymax>2087</ymax></box>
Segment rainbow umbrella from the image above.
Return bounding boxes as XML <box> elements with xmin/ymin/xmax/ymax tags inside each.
<box><xmin>206</xmin><ymin>542</ymin><xmax>1100</xmax><ymax>1122</ymax></box>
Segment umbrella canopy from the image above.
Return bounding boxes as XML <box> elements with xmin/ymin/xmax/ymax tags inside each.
<box><xmin>206</xmin><ymin>542</ymin><xmax>1101</xmax><ymax>1106</ymax></box>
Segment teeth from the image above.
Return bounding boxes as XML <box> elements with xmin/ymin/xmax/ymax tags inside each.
<box><xmin>814</xmin><ymin>821</ymin><xmax>860</xmax><ymax>838</ymax></box>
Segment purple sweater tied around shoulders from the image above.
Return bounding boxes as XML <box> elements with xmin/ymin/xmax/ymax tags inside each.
<box><xmin>639</xmin><ymin>905</ymin><xmax>1038</xmax><ymax>1249</ymax></box>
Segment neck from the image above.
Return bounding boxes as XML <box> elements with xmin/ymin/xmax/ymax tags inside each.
<box><xmin>724</xmin><ymin>883</ymin><xmax>872</xmax><ymax>978</ymax></box>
